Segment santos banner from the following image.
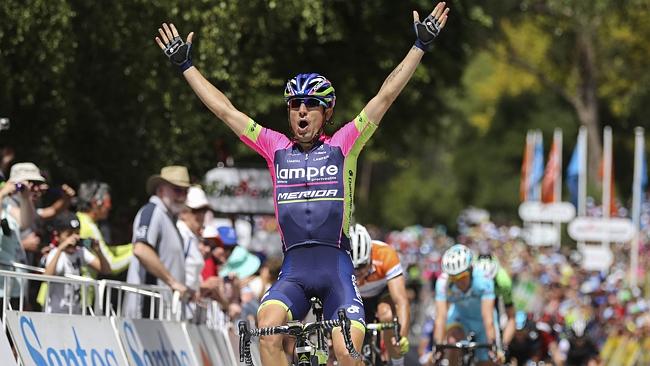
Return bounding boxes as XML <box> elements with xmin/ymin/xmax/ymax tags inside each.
<box><xmin>1</xmin><ymin>326</ymin><xmax>18</xmax><ymax>366</ymax></box>
<box><xmin>204</xmin><ymin>167</ymin><xmax>274</xmax><ymax>214</ymax></box>
<box><xmin>5</xmin><ymin>311</ymin><xmax>128</xmax><ymax>366</ymax></box>
<box><xmin>115</xmin><ymin>318</ymin><xmax>199</xmax><ymax>366</ymax></box>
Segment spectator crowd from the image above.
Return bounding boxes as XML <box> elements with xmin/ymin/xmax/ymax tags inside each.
<box><xmin>1</xmin><ymin>157</ymin><xmax>650</xmax><ymax>365</ymax></box>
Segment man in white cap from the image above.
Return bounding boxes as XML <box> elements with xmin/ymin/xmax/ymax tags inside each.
<box><xmin>177</xmin><ymin>185</ymin><xmax>210</xmax><ymax>293</ymax></box>
<box><xmin>124</xmin><ymin>165</ymin><xmax>191</xmax><ymax>318</ymax></box>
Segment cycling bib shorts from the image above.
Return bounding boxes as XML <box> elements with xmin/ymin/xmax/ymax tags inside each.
<box><xmin>259</xmin><ymin>245</ymin><xmax>366</xmax><ymax>329</ymax></box>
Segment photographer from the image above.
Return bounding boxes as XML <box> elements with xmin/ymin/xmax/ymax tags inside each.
<box><xmin>0</xmin><ymin>180</ymin><xmax>29</xmax><ymax>313</ymax></box>
<box><xmin>43</xmin><ymin>211</ymin><xmax>110</xmax><ymax>314</ymax></box>
<box><xmin>76</xmin><ymin>181</ymin><xmax>132</xmax><ymax>274</ymax></box>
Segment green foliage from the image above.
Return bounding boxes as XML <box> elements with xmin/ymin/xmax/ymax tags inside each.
<box><xmin>2</xmin><ymin>0</ymin><xmax>649</xmax><ymax>236</ymax></box>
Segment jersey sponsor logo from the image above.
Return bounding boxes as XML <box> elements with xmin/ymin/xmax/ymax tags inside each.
<box><xmin>277</xmin><ymin>189</ymin><xmax>338</xmax><ymax>201</ymax></box>
<box><xmin>346</xmin><ymin>305</ymin><xmax>361</xmax><ymax>314</ymax></box>
<box><xmin>135</xmin><ymin>225</ymin><xmax>148</xmax><ymax>239</ymax></box>
<box><xmin>351</xmin><ymin>274</ymin><xmax>363</xmax><ymax>302</ymax></box>
<box><xmin>275</xmin><ymin>164</ymin><xmax>338</xmax><ymax>181</ymax></box>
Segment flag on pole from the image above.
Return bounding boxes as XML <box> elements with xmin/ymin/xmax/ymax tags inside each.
<box><xmin>542</xmin><ymin>137</ymin><xmax>560</xmax><ymax>203</ymax></box>
<box><xmin>528</xmin><ymin>133</ymin><xmax>545</xmax><ymax>201</ymax></box>
<box><xmin>519</xmin><ymin>132</ymin><xmax>533</xmax><ymax>202</ymax></box>
<box><xmin>566</xmin><ymin>137</ymin><xmax>582</xmax><ymax>207</ymax></box>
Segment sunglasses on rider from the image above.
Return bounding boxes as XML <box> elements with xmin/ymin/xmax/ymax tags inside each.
<box><xmin>287</xmin><ymin>97</ymin><xmax>327</xmax><ymax>109</ymax></box>
<box><xmin>449</xmin><ymin>271</ymin><xmax>470</xmax><ymax>282</ymax></box>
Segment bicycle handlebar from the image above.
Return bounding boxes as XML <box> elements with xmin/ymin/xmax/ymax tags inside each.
<box><xmin>434</xmin><ymin>342</ymin><xmax>494</xmax><ymax>351</ymax></box>
<box><xmin>365</xmin><ymin>318</ymin><xmax>401</xmax><ymax>337</ymax></box>
<box><xmin>238</xmin><ymin>309</ymin><xmax>360</xmax><ymax>364</ymax></box>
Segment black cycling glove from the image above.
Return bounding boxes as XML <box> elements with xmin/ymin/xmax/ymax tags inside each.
<box><xmin>414</xmin><ymin>13</ymin><xmax>442</xmax><ymax>51</ymax></box>
<box><xmin>164</xmin><ymin>36</ymin><xmax>193</xmax><ymax>72</ymax></box>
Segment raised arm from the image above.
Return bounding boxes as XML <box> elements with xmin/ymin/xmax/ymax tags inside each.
<box><xmin>364</xmin><ymin>2</ymin><xmax>449</xmax><ymax>125</ymax></box>
<box><xmin>155</xmin><ymin>23</ymin><xmax>250</xmax><ymax>136</ymax></box>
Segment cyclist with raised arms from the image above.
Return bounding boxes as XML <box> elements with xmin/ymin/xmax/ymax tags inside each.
<box><xmin>474</xmin><ymin>253</ymin><xmax>515</xmax><ymax>354</ymax></box>
<box><xmin>350</xmin><ymin>224</ymin><xmax>411</xmax><ymax>365</ymax></box>
<box><xmin>433</xmin><ymin>244</ymin><xmax>497</xmax><ymax>366</ymax></box>
<box><xmin>155</xmin><ymin>3</ymin><xmax>449</xmax><ymax>365</ymax></box>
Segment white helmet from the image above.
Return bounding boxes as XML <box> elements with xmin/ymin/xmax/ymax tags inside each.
<box><xmin>350</xmin><ymin>224</ymin><xmax>372</xmax><ymax>268</ymax></box>
<box><xmin>475</xmin><ymin>255</ymin><xmax>498</xmax><ymax>279</ymax></box>
<box><xmin>442</xmin><ymin>244</ymin><xmax>473</xmax><ymax>276</ymax></box>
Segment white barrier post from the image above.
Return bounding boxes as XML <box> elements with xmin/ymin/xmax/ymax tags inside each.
<box><xmin>631</xmin><ymin>127</ymin><xmax>644</xmax><ymax>289</ymax></box>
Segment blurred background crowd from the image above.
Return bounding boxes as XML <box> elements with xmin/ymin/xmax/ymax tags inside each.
<box><xmin>2</xmin><ymin>155</ymin><xmax>649</xmax><ymax>365</ymax></box>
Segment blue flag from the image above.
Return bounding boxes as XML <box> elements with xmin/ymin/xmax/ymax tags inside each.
<box><xmin>566</xmin><ymin>138</ymin><xmax>582</xmax><ymax>207</ymax></box>
<box><xmin>528</xmin><ymin>134</ymin><xmax>544</xmax><ymax>200</ymax></box>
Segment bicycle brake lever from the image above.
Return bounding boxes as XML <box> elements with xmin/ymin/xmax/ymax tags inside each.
<box><xmin>238</xmin><ymin>321</ymin><xmax>250</xmax><ymax>363</ymax></box>
<box><xmin>337</xmin><ymin>309</ymin><xmax>361</xmax><ymax>359</ymax></box>
<box><xmin>393</xmin><ymin>317</ymin><xmax>401</xmax><ymax>339</ymax></box>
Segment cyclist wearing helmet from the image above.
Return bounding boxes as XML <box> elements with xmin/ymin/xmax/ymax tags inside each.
<box><xmin>475</xmin><ymin>254</ymin><xmax>515</xmax><ymax>352</ymax></box>
<box><xmin>433</xmin><ymin>244</ymin><xmax>497</xmax><ymax>366</ymax></box>
<box><xmin>155</xmin><ymin>3</ymin><xmax>449</xmax><ymax>365</ymax></box>
<box><xmin>350</xmin><ymin>224</ymin><xmax>411</xmax><ymax>365</ymax></box>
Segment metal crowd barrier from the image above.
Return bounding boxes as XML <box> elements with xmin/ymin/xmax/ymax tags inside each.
<box><xmin>0</xmin><ymin>264</ymin><xmax>231</xmax><ymax>324</ymax></box>
<box><xmin>0</xmin><ymin>269</ymin><xmax>98</xmax><ymax>330</ymax></box>
<box><xmin>100</xmin><ymin>278</ymin><xmax>174</xmax><ymax>320</ymax></box>
<box><xmin>0</xmin><ymin>264</ymin><xmax>240</xmax><ymax>366</ymax></box>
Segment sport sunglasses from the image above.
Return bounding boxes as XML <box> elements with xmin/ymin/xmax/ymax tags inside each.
<box><xmin>287</xmin><ymin>97</ymin><xmax>328</xmax><ymax>109</ymax></box>
<box><xmin>450</xmin><ymin>271</ymin><xmax>470</xmax><ymax>282</ymax></box>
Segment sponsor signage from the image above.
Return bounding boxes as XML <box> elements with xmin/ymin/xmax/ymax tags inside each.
<box><xmin>580</xmin><ymin>244</ymin><xmax>614</xmax><ymax>271</ymax></box>
<box><xmin>208</xmin><ymin>326</ymin><xmax>239</xmax><ymax>366</ymax></box>
<box><xmin>5</xmin><ymin>311</ymin><xmax>128</xmax><ymax>366</ymax></box>
<box><xmin>115</xmin><ymin>318</ymin><xmax>199</xmax><ymax>366</ymax></box>
<box><xmin>521</xmin><ymin>224</ymin><xmax>558</xmax><ymax>246</ymax></box>
<box><xmin>568</xmin><ymin>217</ymin><xmax>636</xmax><ymax>242</ymax></box>
<box><xmin>204</xmin><ymin>167</ymin><xmax>274</xmax><ymax>214</ymax></box>
<box><xmin>518</xmin><ymin>202</ymin><xmax>576</xmax><ymax>223</ymax></box>
<box><xmin>1</xmin><ymin>327</ymin><xmax>17</xmax><ymax>366</ymax></box>
<box><xmin>185</xmin><ymin>324</ymin><xmax>222</xmax><ymax>366</ymax></box>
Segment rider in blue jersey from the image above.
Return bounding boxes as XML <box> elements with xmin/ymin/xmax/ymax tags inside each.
<box><xmin>156</xmin><ymin>3</ymin><xmax>450</xmax><ymax>365</ymax></box>
<box><xmin>433</xmin><ymin>244</ymin><xmax>497</xmax><ymax>365</ymax></box>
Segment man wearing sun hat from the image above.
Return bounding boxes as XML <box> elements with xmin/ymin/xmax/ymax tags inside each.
<box><xmin>177</xmin><ymin>185</ymin><xmax>211</xmax><ymax>293</ymax></box>
<box><xmin>124</xmin><ymin>165</ymin><xmax>191</xmax><ymax>318</ymax></box>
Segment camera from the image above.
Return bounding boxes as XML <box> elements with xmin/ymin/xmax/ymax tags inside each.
<box><xmin>15</xmin><ymin>182</ymin><xmax>25</xmax><ymax>192</ymax></box>
<box><xmin>0</xmin><ymin>118</ymin><xmax>9</xmax><ymax>131</ymax></box>
<box><xmin>76</xmin><ymin>238</ymin><xmax>94</xmax><ymax>249</ymax></box>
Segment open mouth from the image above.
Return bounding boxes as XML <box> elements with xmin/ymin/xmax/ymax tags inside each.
<box><xmin>298</xmin><ymin>119</ymin><xmax>309</xmax><ymax>129</ymax></box>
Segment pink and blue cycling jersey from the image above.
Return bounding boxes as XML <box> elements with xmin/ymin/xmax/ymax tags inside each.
<box><xmin>240</xmin><ymin>110</ymin><xmax>377</xmax><ymax>252</ymax></box>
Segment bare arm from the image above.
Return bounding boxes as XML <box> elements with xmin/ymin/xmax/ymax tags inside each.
<box><xmin>502</xmin><ymin>306</ymin><xmax>516</xmax><ymax>346</ymax></box>
<box><xmin>87</xmin><ymin>242</ymin><xmax>111</xmax><ymax>275</ymax></box>
<box><xmin>363</xmin><ymin>3</ymin><xmax>449</xmax><ymax>125</ymax></box>
<box><xmin>44</xmin><ymin>249</ymin><xmax>64</xmax><ymax>276</ymax></box>
<box><xmin>155</xmin><ymin>23</ymin><xmax>250</xmax><ymax>136</ymax></box>
<box><xmin>13</xmin><ymin>189</ymin><xmax>36</xmax><ymax>231</ymax></box>
<box><xmin>433</xmin><ymin>300</ymin><xmax>448</xmax><ymax>343</ymax></box>
<box><xmin>133</xmin><ymin>242</ymin><xmax>181</xmax><ymax>288</ymax></box>
<box><xmin>387</xmin><ymin>275</ymin><xmax>411</xmax><ymax>338</ymax></box>
<box><xmin>481</xmin><ymin>298</ymin><xmax>496</xmax><ymax>344</ymax></box>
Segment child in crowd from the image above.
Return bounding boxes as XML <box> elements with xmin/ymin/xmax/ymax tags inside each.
<box><xmin>43</xmin><ymin>211</ymin><xmax>110</xmax><ymax>313</ymax></box>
